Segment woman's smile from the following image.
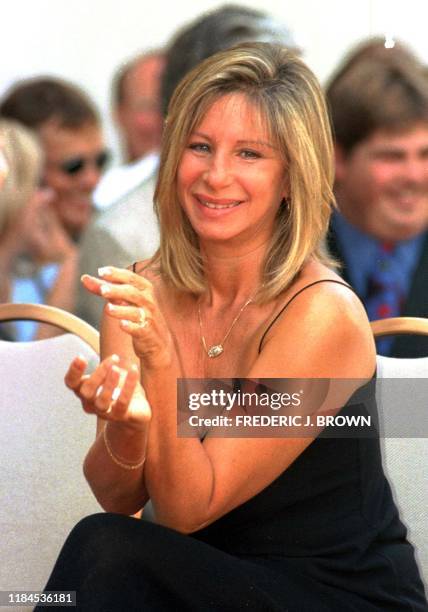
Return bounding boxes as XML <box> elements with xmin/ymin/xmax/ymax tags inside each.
<box><xmin>193</xmin><ymin>193</ymin><xmax>245</xmax><ymax>217</ymax></box>
<box><xmin>196</xmin><ymin>194</ymin><xmax>243</xmax><ymax>209</ymax></box>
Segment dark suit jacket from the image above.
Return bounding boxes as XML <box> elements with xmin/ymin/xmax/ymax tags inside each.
<box><xmin>327</xmin><ymin>227</ymin><xmax>428</xmax><ymax>358</ymax></box>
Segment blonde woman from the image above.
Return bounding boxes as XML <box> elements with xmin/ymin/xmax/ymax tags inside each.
<box><xmin>0</xmin><ymin>119</ymin><xmax>78</xmax><ymax>340</ymax></box>
<box><xmin>41</xmin><ymin>45</ymin><xmax>427</xmax><ymax>611</ymax></box>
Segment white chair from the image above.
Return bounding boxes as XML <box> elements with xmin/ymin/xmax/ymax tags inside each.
<box><xmin>371</xmin><ymin>316</ymin><xmax>428</xmax><ymax>587</ymax></box>
<box><xmin>0</xmin><ymin>304</ymin><xmax>101</xmax><ymax>597</ymax></box>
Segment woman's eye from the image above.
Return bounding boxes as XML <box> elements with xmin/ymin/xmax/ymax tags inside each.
<box><xmin>240</xmin><ymin>149</ymin><xmax>260</xmax><ymax>160</ymax></box>
<box><xmin>189</xmin><ymin>143</ymin><xmax>210</xmax><ymax>154</ymax></box>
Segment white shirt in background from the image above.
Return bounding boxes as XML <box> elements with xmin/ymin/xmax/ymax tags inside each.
<box><xmin>93</xmin><ymin>152</ymin><xmax>159</xmax><ymax>210</ymax></box>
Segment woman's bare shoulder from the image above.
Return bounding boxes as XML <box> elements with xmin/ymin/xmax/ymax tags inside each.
<box><xmin>254</xmin><ymin>260</ymin><xmax>376</xmax><ymax>378</ymax></box>
<box><xmin>290</xmin><ymin>260</ymin><xmax>367</xmax><ymax>317</ymax></box>
<box><xmin>270</xmin><ymin>260</ymin><xmax>363</xmax><ymax>323</ymax></box>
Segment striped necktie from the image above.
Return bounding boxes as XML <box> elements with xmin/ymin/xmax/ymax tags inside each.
<box><xmin>365</xmin><ymin>242</ymin><xmax>403</xmax><ymax>355</ymax></box>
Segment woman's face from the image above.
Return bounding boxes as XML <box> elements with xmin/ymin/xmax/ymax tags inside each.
<box><xmin>177</xmin><ymin>93</ymin><xmax>288</xmax><ymax>251</ymax></box>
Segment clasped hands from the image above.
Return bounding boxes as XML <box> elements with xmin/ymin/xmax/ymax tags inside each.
<box><xmin>65</xmin><ymin>266</ymin><xmax>170</xmax><ymax>429</ymax></box>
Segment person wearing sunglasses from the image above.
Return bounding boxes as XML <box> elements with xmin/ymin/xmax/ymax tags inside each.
<box><xmin>0</xmin><ymin>76</ymin><xmax>106</xmax><ymax>243</ymax></box>
<box><xmin>0</xmin><ymin>79</ymin><xmax>106</xmax><ymax>337</ymax></box>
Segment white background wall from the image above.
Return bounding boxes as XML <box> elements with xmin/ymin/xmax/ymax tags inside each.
<box><xmin>2</xmin><ymin>0</ymin><xmax>428</xmax><ymax>162</ymax></box>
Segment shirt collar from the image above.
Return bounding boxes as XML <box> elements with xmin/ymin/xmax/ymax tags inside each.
<box><xmin>331</xmin><ymin>211</ymin><xmax>425</xmax><ymax>297</ymax></box>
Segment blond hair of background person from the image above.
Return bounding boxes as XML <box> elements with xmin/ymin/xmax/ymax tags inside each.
<box><xmin>0</xmin><ymin>120</ymin><xmax>44</xmax><ymax>307</ymax></box>
<box><xmin>0</xmin><ymin>119</ymin><xmax>78</xmax><ymax>340</ymax></box>
<box><xmin>38</xmin><ymin>45</ymin><xmax>427</xmax><ymax>611</ymax></box>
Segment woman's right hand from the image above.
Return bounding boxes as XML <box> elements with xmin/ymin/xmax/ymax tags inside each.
<box><xmin>64</xmin><ymin>354</ymin><xmax>151</xmax><ymax>431</ymax></box>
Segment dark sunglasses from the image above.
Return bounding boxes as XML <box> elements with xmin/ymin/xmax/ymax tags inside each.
<box><xmin>60</xmin><ymin>150</ymin><xmax>110</xmax><ymax>176</ymax></box>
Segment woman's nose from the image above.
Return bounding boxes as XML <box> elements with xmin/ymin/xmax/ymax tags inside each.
<box><xmin>203</xmin><ymin>155</ymin><xmax>232</xmax><ymax>189</ymax></box>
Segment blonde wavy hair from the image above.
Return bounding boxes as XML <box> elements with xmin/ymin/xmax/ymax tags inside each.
<box><xmin>154</xmin><ymin>43</ymin><xmax>335</xmax><ymax>302</ymax></box>
<box><xmin>0</xmin><ymin>119</ymin><xmax>42</xmax><ymax>238</ymax></box>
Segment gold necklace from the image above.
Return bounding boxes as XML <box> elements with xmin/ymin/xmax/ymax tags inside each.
<box><xmin>197</xmin><ymin>292</ymin><xmax>256</xmax><ymax>358</ymax></box>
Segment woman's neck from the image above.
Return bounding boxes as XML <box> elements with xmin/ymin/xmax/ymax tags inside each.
<box><xmin>200</xmin><ymin>241</ymin><xmax>267</xmax><ymax>307</ymax></box>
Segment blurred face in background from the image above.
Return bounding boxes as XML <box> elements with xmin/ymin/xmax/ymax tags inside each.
<box><xmin>116</xmin><ymin>54</ymin><xmax>165</xmax><ymax>161</ymax></box>
<box><xmin>40</xmin><ymin>120</ymin><xmax>107</xmax><ymax>240</ymax></box>
<box><xmin>335</xmin><ymin>122</ymin><xmax>428</xmax><ymax>242</ymax></box>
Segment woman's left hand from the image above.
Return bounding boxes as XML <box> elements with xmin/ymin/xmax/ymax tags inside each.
<box><xmin>82</xmin><ymin>266</ymin><xmax>173</xmax><ymax>369</ymax></box>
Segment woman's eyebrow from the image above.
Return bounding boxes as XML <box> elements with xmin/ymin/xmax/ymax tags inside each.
<box><xmin>236</xmin><ymin>139</ymin><xmax>276</xmax><ymax>149</ymax></box>
<box><xmin>190</xmin><ymin>132</ymin><xmax>276</xmax><ymax>150</ymax></box>
<box><xmin>189</xmin><ymin>131</ymin><xmax>211</xmax><ymax>140</ymax></box>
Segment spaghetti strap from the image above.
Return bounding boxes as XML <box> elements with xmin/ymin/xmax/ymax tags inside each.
<box><xmin>258</xmin><ymin>279</ymin><xmax>353</xmax><ymax>353</ymax></box>
<box><xmin>132</xmin><ymin>261</ymin><xmax>137</xmax><ymax>273</ymax></box>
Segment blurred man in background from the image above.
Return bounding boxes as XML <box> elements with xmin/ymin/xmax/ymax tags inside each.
<box><xmin>0</xmin><ymin>78</ymin><xmax>107</xmax><ymax>327</ymax></box>
<box><xmin>94</xmin><ymin>50</ymin><xmax>165</xmax><ymax>209</ymax></box>
<box><xmin>326</xmin><ymin>40</ymin><xmax>428</xmax><ymax>356</ymax></box>
<box><xmin>0</xmin><ymin>77</ymin><xmax>106</xmax><ymax>242</ymax></box>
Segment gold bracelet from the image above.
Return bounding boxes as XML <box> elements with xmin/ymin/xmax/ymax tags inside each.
<box><xmin>102</xmin><ymin>426</ymin><xmax>145</xmax><ymax>470</ymax></box>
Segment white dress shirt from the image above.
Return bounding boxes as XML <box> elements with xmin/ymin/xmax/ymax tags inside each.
<box><xmin>93</xmin><ymin>152</ymin><xmax>159</xmax><ymax>210</ymax></box>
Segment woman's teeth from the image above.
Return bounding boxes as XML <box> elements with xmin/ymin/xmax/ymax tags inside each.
<box><xmin>201</xmin><ymin>200</ymin><xmax>241</xmax><ymax>209</ymax></box>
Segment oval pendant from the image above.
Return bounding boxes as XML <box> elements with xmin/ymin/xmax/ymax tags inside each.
<box><xmin>207</xmin><ymin>344</ymin><xmax>224</xmax><ymax>358</ymax></box>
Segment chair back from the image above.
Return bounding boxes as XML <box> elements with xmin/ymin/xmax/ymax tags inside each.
<box><xmin>376</xmin><ymin>352</ymin><xmax>428</xmax><ymax>587</ymax></box>
<box><xmin>0</xmin><ymin>327</ymin><xmax>101</xmax><ymax>591</ymax></box>
<box><xmin>0</xmin><ymin>302</ymin><xmax>99</xmax><ymax>352</ymax></box>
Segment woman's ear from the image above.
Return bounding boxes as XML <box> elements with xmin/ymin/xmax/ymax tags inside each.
<box><xmin>281</xmin><ymin>175</ymin><xmax>290</xmax><ymax>201</ymax></box>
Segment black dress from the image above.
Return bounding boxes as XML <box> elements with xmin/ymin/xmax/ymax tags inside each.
<box><xmin>36</xmin><ymin>281</ymin><xmax>428</xmax><ymax>611</ymax></box>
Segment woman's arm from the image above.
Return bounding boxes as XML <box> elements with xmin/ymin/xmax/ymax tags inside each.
<box><xmin>93</xmin><ymin>269</ymin><xmax>376</xmax><ymax>532</ymax></box>
<box><xmin>65</xmin><ymin>281</ymin><xmax>152</xmax><ymax>515</ymax></box>
<box><xmin>146</xmin><ymin>285</ymin><xmax>375</xmax><ymax>532</ymax></box>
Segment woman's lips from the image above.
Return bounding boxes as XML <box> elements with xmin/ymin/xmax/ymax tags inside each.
<box><xmin>194</xmin><ymin>194</ymin><xmax>243</xmax><ymax>210</ymax></box>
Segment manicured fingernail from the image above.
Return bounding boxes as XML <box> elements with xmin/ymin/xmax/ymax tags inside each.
<box><xmin>98</xmin><ymin>266</ymin><xmax>112</xmax><ymax>277</ymax></box>
<box><xmin>121</xmin><ymin>320</ymin><xmax>130</xmax><ymax>327</ymax></box>
<box><xmin>100</xmin><ymin>284</ymin><xmax>110</xmax><ymax>296</ymax></box>
<box><xmin>131</xmin><ymin>363</ymin><xmax>139</xmax><ymax>373</ymax></box>
<box><xmin>111</xmin><ymin>386</ymin><xmax>121</xmax><ymax>401</ymax></box>
<box><xmin>95</xmin><ymin>386</ymin><xmax>104</xmax><ymax>398</ymax></box>
<box><xmin>111</xmin><ymin>354</ymin><xmax>120</xmax><ymax>362</ymax></box>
